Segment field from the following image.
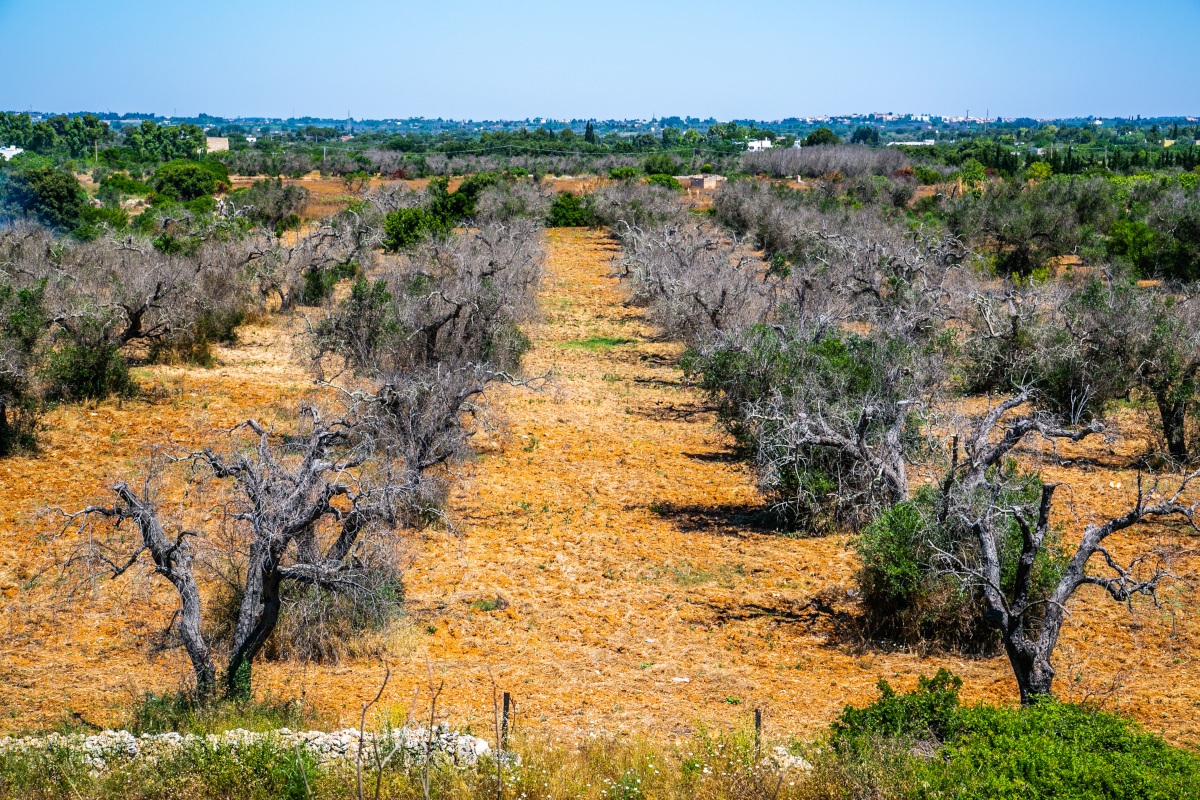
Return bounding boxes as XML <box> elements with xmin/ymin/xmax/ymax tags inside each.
<box><xmin>0</xmin><ymin>224</ymin><xmax>1198</xmax><ymax>748</ymax></box>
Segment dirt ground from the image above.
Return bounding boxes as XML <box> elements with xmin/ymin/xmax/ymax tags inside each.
<box><xmin>0</xmin><ymin>228</ymin><xmax>1198</xmax><ymax>745</ymax></box>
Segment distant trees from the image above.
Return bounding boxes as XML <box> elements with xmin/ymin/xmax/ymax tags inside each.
<box><xmin>850</xmin><ymin>126</ymin><xmax>881</xmax><ymax>145</ymax></box>
<box><xmin>804</xmin><ymin>127</ymin><xmax>841</xmax><ymax>147</ymax></box>
<box><xmin>125</xmin><ymin>120</ymin><xmax>207</xmax><ymax>162</ymax></box>
<box><xmin>152</xmin><ymin>160</ymin><xmax>230</xmax><ymax>201</ymax></box>
<box><xmin>0</xmin><ymin>112</ymin><xmax>110</xmax><ymax>158</ymax></box>
<box><xmin>741</xmin><ymin>146</ymin><xmax>907</xmax><ymax>178</ymax></box>
<box><xmin>1</xmin><ymin>165</ymin><xmax>87</xmax><ymax>229</ymax></box>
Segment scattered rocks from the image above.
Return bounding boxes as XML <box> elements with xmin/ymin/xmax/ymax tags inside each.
<box><xmin>771</xmin><ymin>745</ymin><xmax>814</xmax><ymax>774</ymax></box>
<box><xmin>0</xmin><ymin>723</ymin><xmax>492</xmax><ymax>773</ymax></box>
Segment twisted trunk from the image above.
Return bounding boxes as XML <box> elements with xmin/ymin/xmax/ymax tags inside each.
<box><xmin>113</xmin><ymin>483</ymin><xmax>216</xmax><ymax>700</ymax></box>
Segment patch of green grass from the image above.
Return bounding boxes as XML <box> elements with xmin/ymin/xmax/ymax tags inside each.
<box><xmin>671</xmin><ymin>564</ymin><xmax>715</xmax><ymax>586</ymax></box>
<box><xmin>557</xmin><ymin>335</ymin><xmax>636</xmax><ymax>351</ymax></box>
<box><xmin>469</xmin><ymin>598</ymin><xmax>500</xmax><ymax>613</ymax></box>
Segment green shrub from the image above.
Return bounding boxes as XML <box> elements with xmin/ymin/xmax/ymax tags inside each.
<box><xmin>922</xmin><ymin>701</ymin><xmax>1200</xmax><ymax>799</ymax></box>
<box><xmin>382</xmin><ymin>206</ymin><xmax>451</xmax><ymax>250</ymax></box>
<box><xmin>828</xmin><ymin>671</ymin><xmax>1200</xmax><ymax>799</ymax></box>
<box><xmin>152</xmin><ymin>160</ymin><xmax>229</xmax><ymax>201</ymax></box>
<box><xmin>98</xmin><ymin>172</ymin><xmax>153</xmax><ymax>199</ymax></box>
<box><xmin>546</xmin><ymin>191</ymin><xmax>595</xmax><ymax>227</ymax></box>
<box><xmin>296</xmin><ymin>260</ymin><xmax>358</xmax><ymax>306</ymax></box>
<box><xmin>1106</xmin><ymin>218</ymin><xmax>1158</xmax><ymax>272</ymax></box>
<box><xmin>914</xmin><ymin>165</ymin><xmax>944</xmax><ymax>184</ymax></box>
<box><xmin>855</xmin><ymin>466</ymin><xmax>1067</xmax><ymax>651</ymax></box>
<box><xmin>42</xmin><ymin>339</ymin><xmax>135</xmax><ymax>402</ymax></box>
<box><xmin>645</xmin><ymin>173</ymin><xmax>683</xmax><ymax>192</ymax></box>
<box><xmin>610</xmin><ymin>166</ymin><xmax>639</xmax><ymax>180</ymax></box>
<box><xmin>833</xmin><ymin>669</ymin><xmax>964</xmax><ymax>744</ymax></box>
<box><xmin>642</xmin><ymin>153</ymin><xmax>680</xmax><ymax>176</ymax></box>
<box><xmin>74</xmin><ymin>204</ymin><xmax>130</xmax><ymax>239</ymax></box>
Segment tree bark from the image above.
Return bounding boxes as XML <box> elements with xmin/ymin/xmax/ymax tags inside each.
<box><xmin>1155</xmin><ymin>392</ymin><xmax>1189</xmax><ymax>461</ymax></box>
<box><xmin>225</xmin><ymin>550</ymin><xmax>283</xmax><ymax>699</ymax></box>
<box><xmin>0</xmin><ymin>401</ymin><xmax>10</xmax><ymax>455</ymax></box>
<box><xmin>113</xmin><ymin>483</ymin><xmax>216</xmax><ymax>701</ymax></box>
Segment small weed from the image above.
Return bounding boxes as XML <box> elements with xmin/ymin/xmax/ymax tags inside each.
<box><xmin>558</xmin><ymin>335</ymin><xmax>636</xmax><ymax>351</ymax></box>
<box><xmin>469</xmin><ymin>598</ymin><xmax>500</xmax><ymax>613</ymax></box>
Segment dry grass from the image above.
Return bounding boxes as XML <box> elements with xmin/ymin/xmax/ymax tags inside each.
<box><xmin>0</xmin><ymin>229</ymin><xmax>1198</xmax><ymax>747</ymax></box>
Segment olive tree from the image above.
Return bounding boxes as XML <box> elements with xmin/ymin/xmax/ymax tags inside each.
<box><xmin>61</xmin><ymin>405</ymin><xmax>420</xmax><ymax>700</ymax></box>
<box><xmin>934</xmin><ymin>393</ymin><xmax>1197</xmax><ymax>703</ymax></box>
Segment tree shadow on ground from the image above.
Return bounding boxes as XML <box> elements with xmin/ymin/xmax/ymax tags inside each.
<box><xmin>625</xmin><ymin>400</ymin><xmax>716</xmax><ymax>422</ymax></box>
<box><xmin>643</xmin><ymin>501</ymin><xmax>786</xmax><ymax>535</ymax></box>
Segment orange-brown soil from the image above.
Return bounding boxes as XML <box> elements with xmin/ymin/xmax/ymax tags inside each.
<box><xmin>0</xmin><ymin>228</ymin><xmax>1198</xmax><ymax>744</ymax></box>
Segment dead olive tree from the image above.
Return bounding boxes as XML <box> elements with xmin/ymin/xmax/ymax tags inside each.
<box><xmin>617</xmin><ymin>222</ymin><xmax>767</xmax><ymax>342</ymax></box>
<box><xmin>308</xmin><ymin>220</ymin><xmax>546</xmax><ymax>515</ymax></box>
<box><xmin>245</xmin><ymin>212</ymin><xmax>379</xmax><ymax>310</ymax></box>
<box><xmin>61</xmin><ymin>405</ymin><xmax>419</xmax><ymax>700</ymax></box>
<box><xmin>0</xmin><ymin>221</ymin><xmax>256</xmax><ymax>401</ymax></box>
<box><xmin>589</xmin><ymin>180</ymin><xmax>687</xmax><ymax>239</ymax></box>
<box><xmin>310</xmin><ymin>220</ymin><xmax>544</xmax><ymax>378</ymax></box>
<box><xmin>932</xmin><ymin>395</ymin><xmax>1198</xmax><ymax>702</ymax></box>
<box><xmin>960</xmin><ymin>273</ymin><xmax>1200</xmax><ymax>461</ymax></box>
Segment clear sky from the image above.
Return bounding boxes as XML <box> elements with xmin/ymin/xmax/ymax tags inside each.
<box><xmin>0</xmin><ymin>0</ymin><xmax>1196</xmax><ymax>120</ymax></box>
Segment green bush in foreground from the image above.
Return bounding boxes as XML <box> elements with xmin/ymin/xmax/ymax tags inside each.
<box><xmin>831</xmin><ymin>669</ymin><xmax>1200</xmax><ymax>800</ymax></box>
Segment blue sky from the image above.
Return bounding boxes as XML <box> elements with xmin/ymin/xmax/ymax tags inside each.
<box><xmin>0</xmin><ymin>0</ymin><xmax>1196</xmax><ymax>120</ymax></box>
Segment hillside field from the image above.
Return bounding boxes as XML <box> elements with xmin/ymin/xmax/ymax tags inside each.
<box><xmin>0</xmin><ymin>226</ymin><xmax>1197</xmax><ymax>745</ymax></box>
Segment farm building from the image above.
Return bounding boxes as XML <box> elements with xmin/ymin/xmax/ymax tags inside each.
<box><xmin>689</xmin><ymin>175</ymin><xmax>725</xmax><ymax>189</ymax></box>
<box><xmin>746</xmin><ymin>138</ymin><xmax>773</xmax><ymax>152</ymax></box>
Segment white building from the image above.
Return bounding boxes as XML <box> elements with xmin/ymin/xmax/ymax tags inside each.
<box><xmin>746</xmin><ymin>138</ymin><xmax>773</xmax><ymax>152</ymax></box>
<box><xmin>0</xmin><ymin>145</ymin><xmax>24</xmax><ymax>161</ymax></box>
